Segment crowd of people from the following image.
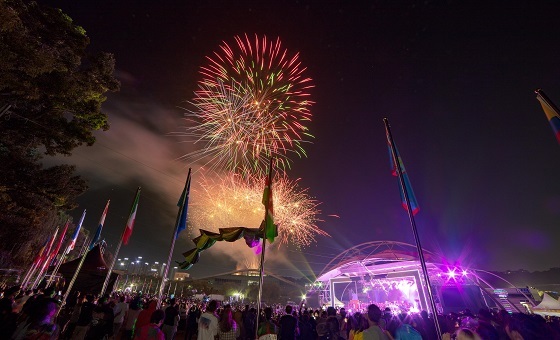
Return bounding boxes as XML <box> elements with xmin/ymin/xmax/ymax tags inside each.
<box><xmin>0</xmin><ymin>284</ymin><xmax>560</xmax><ymax>339</ymax></box>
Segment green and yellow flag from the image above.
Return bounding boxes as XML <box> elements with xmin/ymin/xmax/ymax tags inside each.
<box><xmin>262</xmin><ymin>159</ymin><xmax>278</xmax><ymax>243</ymax></box>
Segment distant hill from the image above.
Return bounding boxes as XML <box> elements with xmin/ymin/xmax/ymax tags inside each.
<box><xmin>486</xmin><ymin>267</ymin><xmax>560</xmax><ymax>292</ymax></box>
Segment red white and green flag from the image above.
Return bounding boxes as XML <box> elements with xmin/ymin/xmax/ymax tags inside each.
<box><xmin>122</xmin><ymin>188</ymin><xmax>141</xmax><ymax>245</ymax></box>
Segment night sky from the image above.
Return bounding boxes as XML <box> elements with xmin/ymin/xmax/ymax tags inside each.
<box><xmin>42</xmin><ymin>0</ymin><xmax>560</xmax><ymax>278</ymax></box>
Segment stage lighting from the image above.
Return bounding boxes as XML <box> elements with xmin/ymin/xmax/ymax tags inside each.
<box><xmin>462</xmin><ymin>270</ymin><xmax>468</xmax><ymax>276</ymax></box>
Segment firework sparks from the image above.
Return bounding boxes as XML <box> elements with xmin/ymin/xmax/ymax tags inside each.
<box><xmin>181</xmin><ymin>34</ymin><xmax>314</xmax><ymax>175</ymax></box>
<box><xmin>189</xmin><ymin>172</ymin><xmax>328</xmax><ymax>247</ymax></box>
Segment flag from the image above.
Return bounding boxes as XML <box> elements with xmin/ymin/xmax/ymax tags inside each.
<box><xmin>262</xmin><ymin>160</ymin><xmax>277</xmax><ymax>243</ymax></box>
<box><xmin>175</xmin><ymin>169</ymin><xmax>192</xmax><ymax>239</ymax></box>
<box><xmin>386</xmin><ymin>133</ymin><xmax>420</xmax><ymax>215</ymax></box>
<box><xmin>122</xmin><ymin>188</ymin><xmax>141</xmax><ymax>245</ymax></box>
<box><xmin>49</xmin><ymin>221</ymin><xmax>69</xmax><ymax>266</ymax></box>
<box><xmin>32</xmin><ymin>239</ymin><xmax>49</xmax><ymax>265</ymax></box>
<box><xmin>89</xmin><ymin>200</ymin><xmax>110</xmax><ymax>250</ymax></box>
<box><xmin>40</xmin><ymin>227</ymin><xmax>58</xmax><ymax>269</ymax></box>
<box><xmin>68</xmin><ymin>209</ymin><xmax>86</xmax><ymax>251</ymax></box>
<box><xmin>536</xmin><ymin>89</ymin><xmax>560</xmax><ymax>144</ymax></box>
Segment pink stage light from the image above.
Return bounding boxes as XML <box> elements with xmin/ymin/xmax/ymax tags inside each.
<box><xmin>462</xmin><ymin>270</ymin><xmax>468</xmax><ymax>276</ymax></box>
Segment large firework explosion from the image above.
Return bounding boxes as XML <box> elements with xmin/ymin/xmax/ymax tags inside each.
<box><xmin>181</xmin><ymin>34</ymin><xmax>314</xmax><ymax>175</ymax></box>
<box><xmin>189</xmin><ymin>172</ymin><xmax>328</xmax><ymax>247</ymax></box>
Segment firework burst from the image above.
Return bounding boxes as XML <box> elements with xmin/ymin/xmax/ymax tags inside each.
<box><xmin>181</xmin><ymin>34</ymin><xmax>314</xmax><ymax>175</ymax></box>
<box><xmin>189</xmin><ymin>172</ymin><xmax>328</xmax><ymax>247</ymax></box>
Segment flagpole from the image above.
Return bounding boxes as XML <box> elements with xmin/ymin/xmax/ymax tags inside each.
<box><xmin>157</xmin><ymin>169</ymin><xmax>192</xmax><ymax>309</ymax></box>
<box><xmin>21</xmin><ymin>261</ymin><xmax>40</xmax><ymax>289</ymax></box>
<box><xmin>535</xmin><ymin>89</ymin><xmax>560</xmax><ymax>112</ymax></box>
<box><xmin>61</xmin><ymin>242</ymin><xmax>90</xmax><ymax>305</ymax></box>
<box><xmin>383</xmin><ymin>118</ymin><xmax>442</xmax><ymax>339</ymax></box>
<box><xmin>45</xmin><ymin>219</ymin><xmax>71</xmax><ymax>288</ymax></box>
<box><xmin>31</xmin><ymin>228</ymin><xmax>59</xmax><ymax>289</ymax></box>
<box><xmin>21</xmin><ymin>241</ymin><xmax>48</xmax><ymax>289</ymax></box>
<box><xmin>45</xmin><ymin>245</ymin><xmax>69</xmax><ymax>288</ymax></box>
<box><xmin>61</xmin><ymin>200</ymin><xmax>110</xmax><ymax>305</ymax></box>
<box><xmin>101</xmin><ymin>187</ymin><xmax>141</xmax><ymax>296</ymax></box>
<box><xmin>255</xmin><ymin>158</ymin><xmax>274</xmax><ymax>340</ymax></box>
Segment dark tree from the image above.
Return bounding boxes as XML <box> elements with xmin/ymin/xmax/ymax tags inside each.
<box><xmin>0</xmin><ymin>0</ymin><xmax>119</xmax><ymax>267</ymax></box>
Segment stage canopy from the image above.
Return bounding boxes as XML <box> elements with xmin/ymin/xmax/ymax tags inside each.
<box><xmin>533</xmin><ymin>293</ymin><xmax>560</xmax><ymax>317</ymax></box>
<box><xmin>57</xmin><ymin>245</ymin><xmax>118</xmax><ymax>296</ymax></box>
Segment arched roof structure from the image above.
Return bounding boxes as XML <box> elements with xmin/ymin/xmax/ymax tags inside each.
<box><xmin>309</xmin><ymin>241</ymin><xmax>536</xmax><ymax>314</ymax></box>
<box><xmin>316</xmin><ymin>241</ymin><xmax>442</xmax><ymax>283</ymax></box>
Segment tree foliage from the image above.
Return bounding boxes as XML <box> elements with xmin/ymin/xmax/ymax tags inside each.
<box><xmin>0</xmin><ymin>0</ymin><xmax>119</xmax><ymax>154</ymax></box>
<box><xmin>0</xmin><ymin>0</ymin><xmax>119</xmax><ymax>267</ymax></box>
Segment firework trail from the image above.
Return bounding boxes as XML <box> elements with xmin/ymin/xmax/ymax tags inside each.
<box><xmin>181</xmin><ymin>34</ymin><xmax>314</xmax><ymax>175</ymax></box>
<box><xmin>189</xmin><ymin>172</ymin><xmax>328</xmax><ymax>247</ymax></box>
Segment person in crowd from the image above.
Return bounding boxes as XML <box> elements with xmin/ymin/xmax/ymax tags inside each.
<box><xmin>218</xmin><ymin>304</ymin><xmax>240</xmax><ymax>340</ymax></box>
<box><xmin>278</xmin><ymin>305</ymin><xmax>299</xmax><ymax>340</ymax></box>
<box><xmin>393</xmin><ymin>313</ymin><xmax>422</xmax><ymax>340</ymax></box>
<box><xmin>63</xmin><ymin>293</ymin><xmax>83</xmax><ymax>340</ymax></box>
<box><xmin>242</xmin><ymin>306</ymin><xmax>257</xmax><ymax>340</ymax></box>
<box><xmin>163</xmin><ymin>299</ymin><xmax>180</xmax><ymax>340</ymax></box>
<box><xmin>197</xmin><ymin>300</ymin><xmax>219</xmax><ymax>340</ymax></box>
<box><xmin>233</xmin><ymin>308</ymin><xmax>244</xmax><ymax>340</ymax></box>
<box><xmin>505</xmin><ymin>312</ymin><xmax>560</xmax><ymax>339</ymax></box>
<box><xmin>124</xmin><ymin>297</ymin><xmax>144</xmax><ymax>339</ymax></box>
<box><xmin>135</xmin><ymin>309</ymin><xmax>165</xmax><ymax>340</ymax></box>
<box><xmin>72</xmin><ymin>294</ymin><xmax>95</xmax><ymax>340</ymax></box>
<box><xmin>89</xmin><ymin>295</ymin><xmax>115</xmax><ymax>339</ymax></box>
<box><xmin>324</xmin><ymin>306</ymin><xmax>340</xmax><ymax>340</ymax></box>
<box><xmin>0</xmin><ymin>285</ymin><xmax>20</xmax><ymax>339</ymax></box>
<box><xmin>338</xmin><ymin>308</ymin><xmax>348</xmax><ymax>340</ymax></box>
<box><xmin>379</xmin><ymin>308</ymin><xmax>392</xmax><ymax>331</ymax></box>
<box><xmin>11</xmin><ymin>297</ymin><xmax>60</xmax><ymax>340</ymax></box>
<box><xmin>137</xmin><ymin>300</ymin><xmax>158</xmax><ymax>332</ymax></box>
<box><xmin>442</xmin><ymin>328</ymin><xmax>482</xmax><ymax>340</ymax></box>
<box><xmin>12</xmin><ymin>290</ymin><xmax>32</xmax><ymax>315</ymax></box>
<box><xmin>257</xmin><ymin>307</ymin><xmax>277</xmax><ymax>339</ymax></box>
<box><xmin>114</xmin><ymin>295</ymin><xmax>129</xmax><ymax>338</ymax></box>
<box><xmin>185</xmin><ymin>305</ymin><xmax>201</xmax><ymax>340</ymax></box>
<box><xmin>362</xmin><ymin>304</ymin><xmax>392</xmax><ymax>340</ymax></box>
<box><xmin>297</xmin><ymin>310</ymin><xmax>315</xmax><ymax>340</ymax></box>
<box><xmin>315</xmin><ymin>310</ymin><xmax>329</xmax><ymax>339</ymax></box>
<box><xmin>348</xmin><ymin>312</ymin><xmax>367</xmax><ymax>340</ymax></box>
<box><xmin>419</xmin><ymin>310</ymin><xmax>436</xmax><ymax>339</ymax></box>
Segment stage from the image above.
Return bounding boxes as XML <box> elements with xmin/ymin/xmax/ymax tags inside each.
<box><xmin>304</xmin><ymin>241</ymin><xmax>534</xmax><ymax>315</ymax></box>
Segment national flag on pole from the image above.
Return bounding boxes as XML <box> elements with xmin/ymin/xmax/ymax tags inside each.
<box><xmin>40</xmin><ymin>227</ymin><xmax>58</xmax><ymax>268</ymax></box>
<box><xmin>32</xmin><ymin>239</ymin><xmax>49</xmax><ymax>265</ymax></box>
<box><xmin>175</xmin><ymin>169</ymin><xmax>192</xmax><ymax>239</ymax></box>
<box><xmin>48</xmin><ymin>221</ymin><xmax>69</xmax><ymax>266</ymax></box>
<box><xmin>386</xmin><ymin>133</ymin><xmax>420</xmax><ymax>215</ymax></box>
<box><xmin>536</xmin><ymin>89</ymin><xmax>560</xmax><ymax>144</ymax></box>
<box><xmin>89</xmin><ymin>200</ymin><xmax>110</xmax><ymax>250</ymax></box>
<box><xmin>262</xmin><ymin>159</ymin><xmax>277</xmax><ymax>243</ymax></box>
<box><xmin>122</xmin><ymin>188</ymin><xmax>141</xmax><ymax>245</ymax></box>
<box><xmin>68</xmin><ymin>209</ymin><xmax>86</xmax><ymax>251</ymax></box>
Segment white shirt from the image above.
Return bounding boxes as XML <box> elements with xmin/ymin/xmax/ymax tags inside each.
<box><xmin>113</xmin><ymin>302</ymin><xmax>129</xmax><ymax>324</ymax></box>
<box><xmin>197</xmin><ymin>311</ymin><xmax>219</xmax><ymax>340</ymax></box>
